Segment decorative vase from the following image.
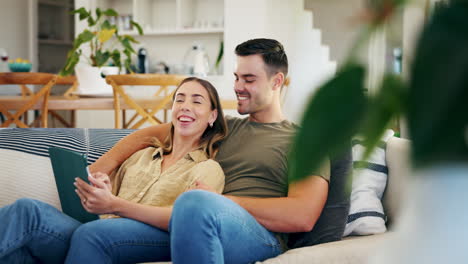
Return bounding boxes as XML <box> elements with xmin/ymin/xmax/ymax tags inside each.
<box><xmin>370</xmin><ymin>164</ymin><xmax>468</xmax><ymax>263</ymax></box>
<box><xmin>75</xmin><ymin>65</ymin><xmax>119</xmax><ymax>96</ymax></box>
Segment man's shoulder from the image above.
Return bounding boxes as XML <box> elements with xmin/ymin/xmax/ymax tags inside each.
<box><xmin>225</xmin><ymin>115</ymin><xmax>247</xmax><ymax>123</ymax></box>
<box><xmin>225</xmin><ymin>115</ymin><xmax>249</xmax><ymax>129</ymax></box>
<box><xmin>224</xmin><ymin>116</ymin><xmax>297</xmax><ymax>134</ymax></box>
<box><xmin>279</xmin><ymin>119</ymin><xmax>298</xmax><ymax>130</ymax></box>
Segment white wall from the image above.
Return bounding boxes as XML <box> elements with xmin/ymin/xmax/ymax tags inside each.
<box><xmin>225</xmin><ymin>0</ymin><xmax>336</xmax><ymax>123</ymax></box>
<box><xmin>0</xmin><ymin>1</ymin><xmax>30</xmax><ymax>63</ymax></box>
<box><xmin>0</xmin><ymin>0</ymin><xmax>33</xmax><ymax>94</ymax></box>
<box><xmin>305</xmin><ymin>0</ymin><xmax>366</xmax><ymax>66</ymax></box>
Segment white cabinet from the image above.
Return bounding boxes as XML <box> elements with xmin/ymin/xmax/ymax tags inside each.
<box><xmin>37</xmin><ymin>0</ymin><xmax>75</xmax><ymax>73</ymax></box>
<box><xmin>94</xmin><ymin>0</ymin><xmax>224</xmax><ymax>35</ymax></box>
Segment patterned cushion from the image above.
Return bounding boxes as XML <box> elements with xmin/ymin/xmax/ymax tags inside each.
<box><xmin>343</xmin><ymin>130</ymin><xmax>394</xmax><ymax>236</ymax></box>
<box><xmin>0</xmin><ymin>128</ymin><xmax>134</xmax><ymax>209</ymax></box>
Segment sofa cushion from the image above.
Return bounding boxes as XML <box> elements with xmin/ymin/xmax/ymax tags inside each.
<box><xmin>287</xmin><ymin>146</ymin><xmax>352</xmax><ymax>249</ymax></box>
<box><xmin>0</xmin><ymin>128</ymin><xmax>134</xmax><ymax>209</ymax></box>
<box><xmin>261</xmin><ymin>233</ymin><xmax>392</xmax><ymax>264</ymax></box>
<box><xmin>343</xmin><ymin>130</ymin><xmax>394</xmax><ymax>236</ymax></box>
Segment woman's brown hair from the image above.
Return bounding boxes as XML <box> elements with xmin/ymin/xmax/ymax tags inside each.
<box><xmin>152</xmin><ymin>77</ymin><xmax>228</xmax><ymax>158</ymax></box>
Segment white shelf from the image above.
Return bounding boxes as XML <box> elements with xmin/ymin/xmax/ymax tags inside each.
<box><xmin>120</xmin><ymin>27</ymin><xmax>224</xmax><ymax>36</ymax></box>
<box><xmin>39</xmin><ymin>39</ymin><xmax>73</xmax><ymax>45</ymax></box>
<box><xmin>39</xmin><ymin>0</ymin><xmax>72</xmax><ymax>8</ymax></box>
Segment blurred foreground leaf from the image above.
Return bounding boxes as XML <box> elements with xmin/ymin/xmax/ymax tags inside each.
<box><xmin>361</xmin><ymin>73</ymin><xmax>407</xmax><ymax>160</ymax></box>
<box><xmin>409</xmin><ymin>1</ymin><xmax>468</xmax><ymax>167</ymax></box>
<box><xmin>289</xmin><ymin>64</ymin><xmax>367</xmax><ymax>183</ymax></box>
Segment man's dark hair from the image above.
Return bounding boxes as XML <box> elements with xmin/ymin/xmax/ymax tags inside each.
<box><xmin>235</xmin><ymin>38</ymin><xmax>288</xmax><ymax>77</ymax></box>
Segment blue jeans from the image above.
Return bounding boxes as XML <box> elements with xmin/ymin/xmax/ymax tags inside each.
<box><xmin>170</xmin><ymin>190</ymin><xmax>282</xmax><ymax>264</ymax></box>
<box><xmin>0</xmin><ymin>198</ymin><xmax>80</xmax><ymax>264</ymax></box>
<box><xmin>1</xmin><ymin>192</ymin><xmax>281</xmax><ymax>263</ymax></box>
<box><xmin>0</xmin><ymin>198</ymin><xmax>170</xmax><ymax>264</ymax></box>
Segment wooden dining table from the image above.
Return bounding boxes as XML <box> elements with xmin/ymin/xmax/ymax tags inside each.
<box><xmin>0</xmin><ymin>95</ymin><xmax>239</xmax><ymax>127</ymax></box>
<box><xmin>0</xmin><ymin>95</ymin><xmax>238</xmax><ymax>110</ymax></box>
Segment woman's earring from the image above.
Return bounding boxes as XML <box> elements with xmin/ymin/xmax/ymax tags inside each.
<box><xmin>209</xmin><ymin>122</ymin><xmax>213</xmax><ymax>128</ymax></box>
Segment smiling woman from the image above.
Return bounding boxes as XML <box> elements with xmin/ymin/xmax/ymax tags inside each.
<box><xmin>153</xmin><ymin>77</ymin><xmax>228</xmax><ymax>167</ymax></box>
<box><xmin>0</xmin><ymin>77</ymin><xmax>229</xmax><ymax>263</ymax></box>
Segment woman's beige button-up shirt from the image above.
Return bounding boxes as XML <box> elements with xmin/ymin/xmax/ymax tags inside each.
<box><xmin>102</xmin><ymin>147</ymin><xmax>224</xmax><ymax>219</ymax></box>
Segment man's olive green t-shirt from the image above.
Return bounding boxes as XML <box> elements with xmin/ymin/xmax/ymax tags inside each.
<box><xmin>215</xmin><ymin>116</ymin><xmax>330</xmax><ymax>251</ymax></box>
<box><xmin>216</xmin><ymin>116</ymin><xmax>330</xmax><ymax>197</ymax></box>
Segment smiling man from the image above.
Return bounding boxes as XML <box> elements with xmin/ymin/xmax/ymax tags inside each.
<box><xmin>87</xmin><ymin>38</ymin><xmax>331</xmax><ymax>263</ymax></box>
<box><xmin>234</xmin><ymin>51</ymin><xmax>283</xmax><ymax>119</ymax></box>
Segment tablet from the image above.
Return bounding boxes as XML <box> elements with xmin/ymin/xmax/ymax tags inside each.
<box><xmin>48</xmin><ymin>147</ymin><xmax>99</xmax><ymax>223</ymax></box>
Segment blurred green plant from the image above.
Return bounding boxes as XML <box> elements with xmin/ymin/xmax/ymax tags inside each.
<box><xmin>215</xmin><ymin>41</ymin><xmax>224</xmax><ymax>72</ymax></box>
<box><xmin>289</xmin><ymin>0</ymin><xmax>468</xmax><ymax>183</ymax></box>
<box><xmin>60</xmin><ymin>7</ymin><xmax>143</xmax><ymax>76</ymax></box>
<box><xmin>408</xmin><ymin>0</ymin><xmax>468</xmax><ymax>167</ymax></box>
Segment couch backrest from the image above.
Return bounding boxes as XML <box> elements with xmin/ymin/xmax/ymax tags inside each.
<box><xmin>0</xmin><ymin>128</ymin><xmax>134</xmax><ymax>209</ymax></box>
<box><xmin>382</xmin><ymin>136</ymin><xmax>411</xmax><ymax>228</ymax></box>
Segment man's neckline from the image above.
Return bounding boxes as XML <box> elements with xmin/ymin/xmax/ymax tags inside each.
<box><xmin>246</xmin><ymin>117</ymin><xmax>288</xmax><ymax>126</ymax></box>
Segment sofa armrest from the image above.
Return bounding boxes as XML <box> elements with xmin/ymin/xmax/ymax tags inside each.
<box><xmin>382</xmin><ymin>137</ymin><xmax>411</xmax><ymax>228</ymax></box>
<box><xmin>259</xmin><ymin>233</ymin><xmax>391</xmax><ymax>264</ymax></box>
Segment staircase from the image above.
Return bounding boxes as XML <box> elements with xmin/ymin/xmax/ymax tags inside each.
<box><xmin>280</xmin><ymin>0</ymin><xmax>337</xmax><ymax>122</ymax></box>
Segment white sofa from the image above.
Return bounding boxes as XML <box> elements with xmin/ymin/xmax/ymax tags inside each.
<box><xmin>0</xmin><ymin>128</ymin><xmax>410</xmax><ymax>264</ymax></box>
<box><xmin>260</xmin><ymin>136</ymin><xmax>410</xmax><ymax>264</ymax></box>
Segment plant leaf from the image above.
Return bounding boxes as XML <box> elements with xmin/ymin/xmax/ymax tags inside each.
<box><xmin>215</xmin><ymin>41</ymin><xmax>224</xmax><ymax>69</ymax></box>
<box><xmin>95</xmin><ymin>50</ymin><xmax>111</xmax><ymax>67</ymax></box>
<box><xmin>288</xmin><ymin>64</ymin><xmax>367</xmax><ymax>183</ymax></box>
<box><xmin>59</xmin><ymin>50</ymin><xmax>81</xmax><ymax>76</ymax></box>
<box><xmin>73</xmin><ymin>30</ymin><xmax>94</xmax><ymax>49</ymax></box>
<box><xmin>121</xmin><ymin>38</ymin><xmax>136</xmax><ymax>54</ymax></box>
<box><xmin>408</xmin><ymin>1</ymin><xmax>468</xmax><ymax>167</ymax></box>
<box><xmin>122</xmin><ymin>35</ymin><xmax>139</xmax><ymax>44</ymax></box>
<box><xmin>87</xmin><ymin>16</ymin><xmax>96</xmax><ymax>27</ymax></box>
<box><xmin>360</xmin><ymin>73</ymin><xmax>406</xmax><ymax>160</ymax></box>
<box><xmin>101</xmin><ymin>20</ymin><xmax>112</xmax><ymax>30</ymax></box>
<box><xmin>111</xmin><ymin>49</ymin><xmax>122</xmax><ymax>70</ymax></box>
<box><xmin>95</xmin><ymin>8</ymin><xmax>102</xmax><ymax>21</ymax></box>
<box><xmin>102</xmin><ymin>8</ymin><xmax>118</xmax><ymax>17</ymax></box>
<box><xmin>123</xmin><ymin>49</ymin><xmax>133</xmax><ymax>73</ymax></box>
<box><xmin>98</xmin><ymin>28</ymin><xmax>116</xmax><ymax>43</ymax></box>
<box><xmin>131</xmin><ymin>21</ymin><xmax>144</xmax><ymax>35</ymax></box>
<box><xmin>71</xmin><ymin>7</ymin><xmax>90</xmax><ymax>21</ymax></box>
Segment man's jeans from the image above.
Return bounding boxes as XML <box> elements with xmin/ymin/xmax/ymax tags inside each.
<box><xmin>170</xmin><ymin>190</ymin><xmax>282</xmax><ymax>263</ymax></box>
<box><xmin>0</xmin><ymin>192</ymin><xmax>281</xmax><ymax>264</ymax></box>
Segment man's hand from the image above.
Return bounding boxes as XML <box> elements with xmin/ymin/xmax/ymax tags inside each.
<box><xmin>188</xmin><ymin>180</ymin><xmax>217</xmax><ymax>193</ymax></box>
<box><xmin>90</xmin><ymin>123</ymin><xmax>171</xmax><ymax>175</ymax></box>
<box><xmin>74</xmin><ymin>175</ymin><xmax>119</xmax><ymax>215</ymax></box>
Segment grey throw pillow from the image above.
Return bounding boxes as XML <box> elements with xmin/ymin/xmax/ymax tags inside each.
<box><xmin>287</xmin><ymin>146</ymin><xmax>352</xmax><ymax>249</ymax></box>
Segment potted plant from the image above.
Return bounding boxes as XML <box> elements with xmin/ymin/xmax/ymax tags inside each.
<box><xmin>60</xmin><ymin>7</ymin><xmax>143</xmax><ymax>95</ymax></box>
<box><xmin>289</xmin><ymin>0</ymin><xmax>468</xmax><ymax>262</ymax></box>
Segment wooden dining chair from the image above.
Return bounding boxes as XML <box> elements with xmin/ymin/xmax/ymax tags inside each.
<box><xmin>106</xmin><ymin>74</ymin><xmax>186</xmax><ymax>129</ymax></box>
<box><xmin>50</xmin><ymin>75</ymin><xmax>78</xmax><ymax>128</ymax></box>
<box><xmin>0</xmin><ymin>72</ymin><xmax>57</xmax><ymax>128</ymax></box>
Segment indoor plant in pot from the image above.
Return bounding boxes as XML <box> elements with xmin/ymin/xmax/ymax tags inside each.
<box><xmin>289</xmin><ymin>0</ymin><xmax>468</xmax><ymax>262</ymax></box>
<box><xmin>60</xmin><ymin>7</ymin><xmax>143</xmax><ymax>96</ymax></box>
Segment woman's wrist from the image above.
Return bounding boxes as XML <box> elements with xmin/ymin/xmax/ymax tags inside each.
<box><xmin>110</xmin><ymin>195</ymin><xmax>125</xmax><ymax>215</ymax></box>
